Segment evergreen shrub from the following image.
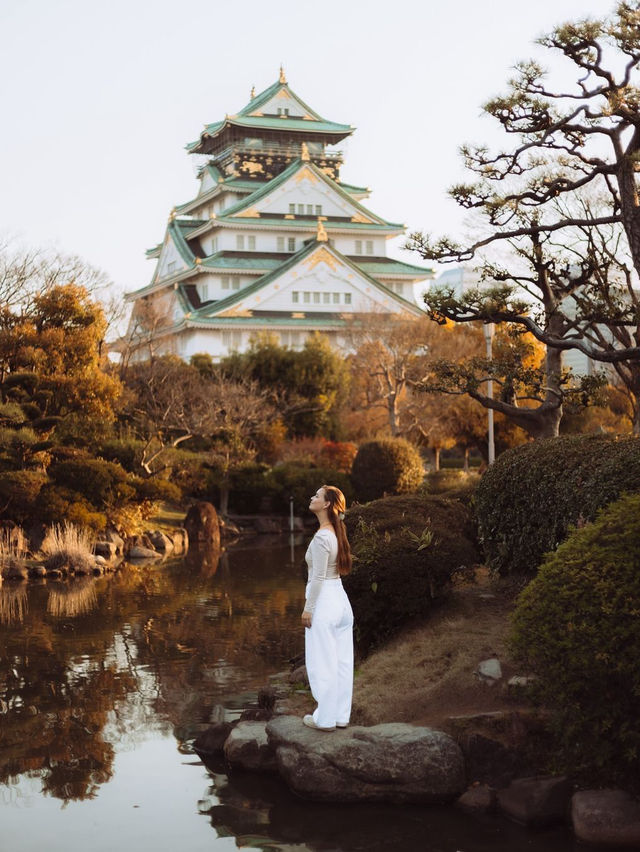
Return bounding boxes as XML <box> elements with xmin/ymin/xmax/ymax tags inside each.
<box><xmin>49</xmin><ymin>458</ymin><xmax>132</xmax><ymax>509</ymax></box>
<box><xmin>475</xmin><ymin>434</ymin><xmax>640</xmax><ymax>575</ymax></box>
<box><xmin>510</xmin><ymin>493</ymin><xmax>640</xmax><ymax>789</ymax></box>
<box><xmin>130</xmin><ymin>476</ymin><xmax>183</xmax><ymax>504</ymax></box>
<box><xmin>351</xmin><ymin>438</ymin><xmax>424</xmax><ymax>503</ymax></box>
<box><xmin>99</xmin><ymin>439</ymin><xmax>146</xmax><ymax>472</ymax></box>
<box><xmin>0</xmin><ymin>470</ymin><xmax>47</xmax><ymax>522</ymax></box>
<box><xmin>344</xmin><ymin>493</ymin><xmax>479</xmax><ymax>654</ymax></box>
<box><xmin>268</xmin><ymin>462</ymin><xmax>353</xmax><ymax>515</ymax></box>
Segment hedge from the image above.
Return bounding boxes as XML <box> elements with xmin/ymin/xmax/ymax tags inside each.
<box><xmin>510</xmin><ymin>492</ymin><xmax>640</xmax><ymax>789</ymax></box>
<box><xmin>351</xmin><ymin>438</ymin><xmax>424</xmax><ymax>502</ymax></box>
<box><xmin>344</xmin><ymin>493</ymin><xmax>479</xmax><ymax>654</ymax></box>
<box><xmin>475</xmin><ymin>434</ymin><xmax>640</xmax><ymax>575</ymax></box>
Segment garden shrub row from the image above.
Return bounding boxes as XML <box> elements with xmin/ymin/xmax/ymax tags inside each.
<box><xmin>475</xmin><ymin>434</ymin><xmax>640</xmax><ymax>575</ymax></box>
<box><xmin>344</xmin><ymin>492</ymin><xmax>480</xmax><ymax>655</ymax></box>
<box><xmin>511</xmin><ymin>492</ymin><xmax>640</xmax><ymax>790</ymax></box>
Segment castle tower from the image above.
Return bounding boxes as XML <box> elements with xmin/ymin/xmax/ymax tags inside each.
<box><xmin>125</xmin><ymin>72</ymin><xmax>433</xmax><ymax>359</ymax></box>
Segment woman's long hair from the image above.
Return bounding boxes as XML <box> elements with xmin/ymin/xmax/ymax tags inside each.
<box><xmin>321</xmin><ymin>485</ymin><xmax>352</xmax><ymax>576</ymax></box>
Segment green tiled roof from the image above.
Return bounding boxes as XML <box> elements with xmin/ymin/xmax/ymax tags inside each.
<box><xmin>237</xmin><ymin>80</ymin><xmax>325</xmax><ymax>121</ymax></box>
<box><xmin>202</xmin><ymin>251</ymin><xmax>282</xmax><ymax>271</ymax></box>
<box><xmin>187</xmin><ymin>116</ymin><xmax>352</xmax><ymax>152</ymax></box>
<box><xmin>354</xmin><ymin>258</ymin><xmax>434</xmax><ymax>277</ymax></box>
<box><xmin>190</xmin><ymin>238</ymin><xmax>422</xmax><ymax>320</ymax></box>
<box><xmin>218</xmin><ymin>158</ymin><xmax>399</xmax><ymax>228</ymax></box>
<box><xmin>217</xmin><ymin>215</ymin><xmax>403</xmax><ymax>232</ymax></box>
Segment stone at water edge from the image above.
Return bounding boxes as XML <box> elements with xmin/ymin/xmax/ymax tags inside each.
<box><xmin>194</xmin><ymin>721</ymin><xmax>235</xmax><ymax>755</ymax></box>
<box><xmin>184</xmin><ymin>502</ymin><xmax>220</xmax><ymax>548</ymax></box>
<box><xmin>497</xmin><ymin>775</ymin><xmax>572</xmax><ymax>827</ymax></box>
<box><xmin>147</xmin><ymin>530</ymin><xmax>174</xmax><ymax>553</ymax></box>
<box><xmin>266</xmin><ymin>716</ymin><xmax>466</xmax><ymax>803</ymax></box>
<box><xmin>169</xmin><ymin>528</ymin><xmax>189</xmax><ymax>554</ymax></box>
<box><xmin>127</xmin><ymin>546</ymin><xmax>162</xmax><ymax>560</ymax></box>
<box><xmin>94</xmin><ymin>541</ymin><xmax>119</xmax><ymax>560</ymax></box>
<box><xmin>456</xmin><ymin>784</ymin><xmax>497</xmax><ymax>814</ymax></box>
<box><xmin>103</xmin><ymin>530</ymin><xmax>125</xmax><ymax>555</ymax></box>
<box><xmin>224</xmin><ymin>722</ymin><xmax>279</xmax><ymax>772</ymax></box>
<box><xmin>572</xmin><ymin>790</ymin><xmax>640</xmax><ymax>847</ymax></box>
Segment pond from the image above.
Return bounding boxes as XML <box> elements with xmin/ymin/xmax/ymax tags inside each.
<box><xmin>0</xmin><ymin>537</ymin><xmax>587</xmax><ymax>851</ymax></box>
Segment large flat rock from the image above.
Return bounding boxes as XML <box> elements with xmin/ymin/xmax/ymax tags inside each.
<box><xmin>266</xmin><ymin>715</ymin><xmax>465</xmax><ymax>803</ymax></box>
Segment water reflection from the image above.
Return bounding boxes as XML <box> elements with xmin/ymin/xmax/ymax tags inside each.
<box><xmin>0</xmin><ymin>540</ymin><xmax>307</xmax><ymax>807</ymax></box>
<box><xmin>0</xmin><ymin>584</ymin><xmax>28</xmax><ymax>626</ymax></box>
<box><xmin>47</xmin><ymin>579</ymin><xmax>99</xmax><ymax>618</ymax></box>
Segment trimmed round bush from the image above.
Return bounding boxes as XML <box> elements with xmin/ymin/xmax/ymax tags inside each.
<box><xmin>49</xmin><ymin>458</ymin><xmax>131</xmax><ymax>509</ymax></box>
<box><xmin>510</xmin><ymin>493</ymin><xmax>640</xmax><ymax>788</ymax></box>
<box><xmin>130</xmin><ymin>476</ymin><xmax>182</xmax><ymax>504</ymax></box>
<box><xmin>476</xmin><ymin>435</ymin><xmax>640</xmax><ymax>575</ymax></box>
<box><xmin>344</xmin><ymin>493</ymin><xmax>479</xmax><ymax>654</ymax></box>
<box><xmin>351</xmin><ymin>438</ymin><xmax>424</xmax><ymax>503</ymax></box>
<box><xmin>0</xmin><ymin>470</ymin><xmax>47</xmax><ymax>522</ymax></box>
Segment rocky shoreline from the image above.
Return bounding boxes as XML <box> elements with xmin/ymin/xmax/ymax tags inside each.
<box><xmin>193</xmin><ymin>706</ymin><xmax>640</xmax><ymax>849</ymax></box>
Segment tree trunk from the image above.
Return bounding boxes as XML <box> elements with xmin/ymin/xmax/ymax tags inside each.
<box><xmin>388</xmin><ymin>393</ymin><xmax>400</xmax><ymax>436</ymax></box>
<box><xmin>433</xmin><ymin>447</ymin><xmax>441</xmax><ymax>472</ymax></box>
<box><xmin>463</xmin><ymin>447</ymin><xmax>470</xmax><ymax>473</ymax></box>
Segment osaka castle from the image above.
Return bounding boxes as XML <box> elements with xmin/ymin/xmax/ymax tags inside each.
<box><xmin>124</xmin><ymin>69</ymin><xmax>433</xmax><ymax>359</ymax></box>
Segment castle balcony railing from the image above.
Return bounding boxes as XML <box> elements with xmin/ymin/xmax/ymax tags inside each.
<box><xmin>212</xmin><ymin>142</ymin><xmax>343</xmax><ymax>163</ymax></box>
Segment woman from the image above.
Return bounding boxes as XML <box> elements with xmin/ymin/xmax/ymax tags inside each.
<box><xmin>301</xmin><ymin>484</ymin><xmax>354</xmax><ymax>731</ymax></box>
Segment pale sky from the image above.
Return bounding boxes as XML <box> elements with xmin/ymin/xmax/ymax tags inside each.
<box><xmin>0</xmin><ymin>0</ymin><xmax>618</xmax><ymax>296</ymax></box>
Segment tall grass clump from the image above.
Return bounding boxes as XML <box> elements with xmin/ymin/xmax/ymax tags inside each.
<box><xmin>41</xmin><ymin>523</ymin><xmax>96</xmax><ymax>575</ymax></box>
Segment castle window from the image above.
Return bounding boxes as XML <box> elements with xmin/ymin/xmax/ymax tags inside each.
<box><xmin>211</xmin><ymin>237</ymin><xmax>218</xmax><ymax>253</ymax></box>
<box><xmin>277</xmin><ymin>107</ymin><xmax>290</xmax><ymax>116</ymax></box>
<box><xmin>323</xmin><ymin>292</ymin><xmax>330</xmax><ymax>304</ymax></box>
<box><xmin>333</xmin><ymin>292</ymin><xmax>340</xmax><ymax>304</ymax></box>
<box><xmin>248</xmin><ymin>236</ymin><xmax>256</xmax><ymax>250</ymax></box>
<box><xmin>344</xmin><ymin>293</ymin><xmax>352</xmax><ymax>305</ymax></box>
<box><xmin>232</xmin><ymin>278</ymin><xmax>240</xmax><ymax>290</ymax></box>
<box><xmin>292</xmin><ymin>291</ymin><xmax>299</xmax><ymax>303</ymax></box>
<box><xmin>355</xmin><ymin>240</ymin><xmax>363</xmax><ymax>254</ymax></box>
<box><xmin>277</xmin><ymin>236</ymin><xmax>285</xmax><ymax>251</ymax></box>
<box><xmin>366</xmin><ymin>241</ymin><xmax>374</xmax><ymax>255</ymax></box>
<box><xmin>222</xmin><ymin>276</ymin><xmax>230</xmax><ymax>289</ymax></box>
<box><xmin>396</xmin><ymin>283</ymin><xmax>404</xmax><ymax>296</ymax></box>
<box><xmin>303</xmin><ymin>292</ymin><xmax>311</xmax><ymax>304</ymax></box>
<box><xmin>307</xmin><ymin>205</ymin><xmax>313</xmax><ymax>215</ymax></box>
<box><xmin>313</xmin><ymin>293</ymin><xmax>320</xmax><ymax>304</ymax></box>
<box><xmin>236</xmin><ymin>235</ymin><xmax>245</xmax><ymax>250</ymax></box>
<box><xmin>289</xmin><ymin>204</ymin><xmax>295</xmax><ymax>215</ymax></box>
<box><xmin>200</xmin><ymin>283</ymin><xmax>209</xmax><ymax>301</ymax></box>
<box><xmin>297</xmin><ymin>204</ymin><xmax>304</xmax><ymax>215</ymax></box>
<box><xmin>315</xmin><ymin>205</ymin><xmax>322</xmax><ymax>216</ymax></box>
<box><xmin>288</xmin><ymin>238</ymin><xmax>296</xmax><ymax>252</ymax></box>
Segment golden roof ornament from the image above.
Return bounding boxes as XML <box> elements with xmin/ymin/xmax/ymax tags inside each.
<box><xmin>279</xmin><ymin>65</ymin><xmax>287</xmax><ymax>84</ymax></box>
<box><xmin>250</xmin><ymin>85</ymin><xmax>256</xmax><ymax>99</ymax></box>
<box><xmin>316</xmin><ymin>217</ymin><xmax>328</xmax><ymax>242</ymax></box>
<box><xmin>300</xmin><ymin>141</ymin><xmax>310</xmax><ymax>162</ymax></box>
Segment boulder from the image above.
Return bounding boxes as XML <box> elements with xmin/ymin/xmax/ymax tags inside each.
<box><xmin>127</xmin><ymin>533</ymin><xmax>153</xmax><ymax>551</ymax></box>
<box><xmin>476</xmin><ymin>658</ymin><xmax>502</xmax><ymax>683</ymax></box>
<box><xmin>458</xmin><ymin>733</ymin><xmax>529</xmax><ymax>787</ymax></box>
<box><xmin>266</xmin><ymin>716</ymin><xmax>466</xmax><ymax>803</ymax></box>
<box><xmin>184</xmin><ymin>502</ymin><xmax>220</xmax><ymax>548</ymax></box>
<box><xmin>194</xmin><ymin>721</ymin><xmax>235</xmax><ymax>755</ymax></box>
<box><xmin>497</xmin><ymin>775</ymin><xmax>572</xmax><ymax>827</ymax></box>
<box><xmin>456</xmin><ymin>784</ymin><xmax>497</xmax><ymax>815</ymax></box>
<box><xmin>224</xmin><ymin>722</ymin><xmax>278</xmax><ymax>772</ymax></box>
<box><xmin>103</xmin><ymin>529</ymin><xmax>125</xmax><ymax>554</ymax></box>
<box><xmin>289</xmin><ymin>665</ymin><xmax>308</xmax><ymax>685</ymax></box>
<box><xmin>169</xmin><ymin>528</ymin><xmax>189</xmax><ymax>555</ymax></box>
<box><xmin>127</xmin><ymin>546</ymin><xmax>162</xmax><ymax>560</ymax></box>
<box><xmin>28</xmin><ymin>565</ymin><xmax>47</xmax><ymax>578</ymax></box>
<box><xmin>572</xmin><ymin>789</ymin><xmax>640</xmax><ymax>848</ymax></box>
<box><xmin>147</xmin><ymin>530</ymin><xmax>174</xmax><ymax>553</ymax></box>
<box><xmin>94</xmin><ymin>541</ymin><xmax>119</xmax><ymax>560</ymax></box>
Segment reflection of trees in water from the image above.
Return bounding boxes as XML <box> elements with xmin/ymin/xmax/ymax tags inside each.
<box><xmin>0</xmin><ymin>584</ymin><xmax>28</xmax><ymax>626</ymax></box>
<box><xmin>0</xmin><ymin>543</ymin><xmax>308</xmax><ymax>803</ymax></box>
<box><xmin>47</xmin><ymin>579</ymin><xmax>98</xmax><ymax>618</ymax></box>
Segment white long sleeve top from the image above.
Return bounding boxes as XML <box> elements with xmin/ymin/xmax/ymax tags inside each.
<box><xmin>304</xmin><ymin>528</ymin><xmax>340</xmax><ymax>613</ymax></box>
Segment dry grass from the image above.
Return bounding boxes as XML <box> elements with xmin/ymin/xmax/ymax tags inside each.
<box><xmin>47</xmin><ymin>579</ymin><xmax>99</xmax><ymax>617</ymax></box>
<box><xmin>350</xmin><ymin>569</ymin><xmax>529</xmax><ymax>730</ymax></box>
<box><xmin>41</xmin><ymin>523</ymin><xmax>96</xmax><ymax>573</ymax></box>
<box><xmin>0</xmin><ymin>526</ymin><xmax>28</xmax><ymax>564</ymax></box>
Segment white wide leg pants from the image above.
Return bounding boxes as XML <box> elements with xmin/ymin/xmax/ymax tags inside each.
<box><xmin>305</xmin><ymin>578</ymin><xmax>354</xmax><ymax>729</ymax></box>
